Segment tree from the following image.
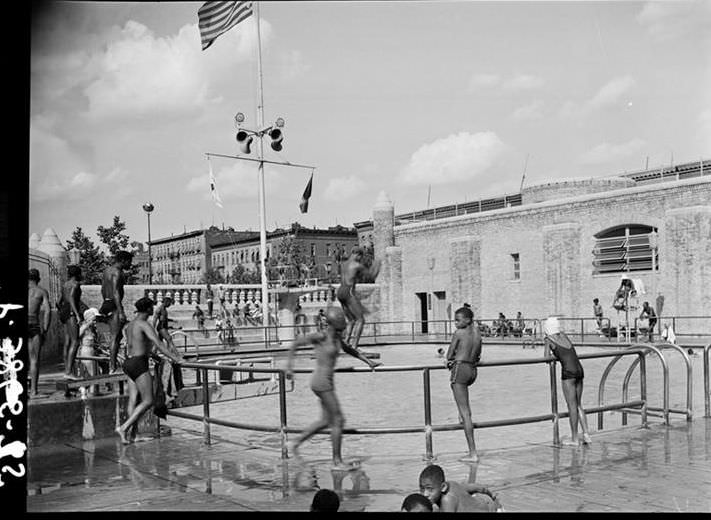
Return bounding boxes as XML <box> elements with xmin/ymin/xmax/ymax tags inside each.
<box><xmin>202</xmin><ymin>267</ymin><xmax>225</xmax><ymax>284</ymax></box>
<box><xmin>65</xmin><ymin>227</ymin><xmax>107</xmax><ymax>284</ymax></box>
<box><xmin>229</xmin><ymin>264</ymin><xmax>260</xmax><ymax>284</ymax></box>
<box><xmin>273</xmin><ymin>235</ymin><xmax>306</xmax><ymax>282</ymax></box>
<box><xmin>97</xmin><ymin>215</ymin><xmax>131</xmax><ymax>256</ymax></box>
<box><xmin>97</xmin><ymin>215</ymin><xmax>140</xmax><ymax>284</ymax></box>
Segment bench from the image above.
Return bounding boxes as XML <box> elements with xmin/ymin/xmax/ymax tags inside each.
<box><xmin>56</xmin><ymin>372</ymin><xmax>129</xmax><ymax>397</ymax></box>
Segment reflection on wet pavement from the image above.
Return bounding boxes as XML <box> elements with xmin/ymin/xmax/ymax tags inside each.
<box><xmin>27</xmin><ymin>418</ymin><xmax>711</xmax><ymax>512</ymax></box>
<box><xmin>27</xmin><ymin>344</ymin><xmax>711</xmax><ymax>511</ymax></box>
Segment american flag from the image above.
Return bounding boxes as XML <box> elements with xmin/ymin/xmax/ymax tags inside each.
<box><xmin>198</xmin><ymin>1</ymin><xmax>253</xmax><ymax>51</ymax></box>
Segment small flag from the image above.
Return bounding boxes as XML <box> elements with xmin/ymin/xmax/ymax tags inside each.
<box><xmin>299</xmin><ymin>172</ymin><xmax>313</xmax><ymax>214</ymax></box>
<box><xmin>198</xmin><ymin>1</ymin><xmax>253</xmax><ymax>51</ymax></box>
<box><xmin>208</xmin><ymin>159</ymin><xmax>223</xmax><ymax>208</ymax></box>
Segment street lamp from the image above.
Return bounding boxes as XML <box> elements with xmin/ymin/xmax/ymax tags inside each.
<box><xmin>143</xmin><ymin>202</ymin><xmax>155</xmax><ymax>285</ymax></box>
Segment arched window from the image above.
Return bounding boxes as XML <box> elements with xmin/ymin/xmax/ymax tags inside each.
<box><xmin>593</xmin><ymin>225</ymin><xmax>658</xmax><ymax>274</ymax></box>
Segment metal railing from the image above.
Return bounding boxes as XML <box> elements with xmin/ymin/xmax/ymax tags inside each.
<box><xmin>170</xmin><ymin>347</ymin><xmax>648</xmax><ymax>460</ymax></box>
<box><xmin>620</xmin><ymin>342</ymin><xmax>692</xmax><ymax>425</ymax></box>
<box><xmin>704</xmin><ymin>343</ymin><xmax>711</xmax><ymax>418</ymax></box>
<box><xmin>598</xmin><ymin>343</ymin><xmax>668</xmax><ymax>427</ymax></box>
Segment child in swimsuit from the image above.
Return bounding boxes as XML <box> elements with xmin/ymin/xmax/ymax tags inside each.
<box><xmin>418</xmin><ymin>464</ymin><xmax>500</xmax><ymax>512</ymax></box>
<box><xmin>285</xmin><ymin>306</ymin><xmax>362</xmax><ymax>471</ymax></box>
<box><xmin>543</xmin><ymin>316</ymin><xmax>592</xmax><ymax>446</ymax></box>
<box><xmin>445</xmin><ymin>306</ymin><xmax>482</xmax><ymax>462</ymax></box>
<box><xmin>78</xmin><ymin>308</ymin><xmax>99</xmax><ymax>380</ymax></box>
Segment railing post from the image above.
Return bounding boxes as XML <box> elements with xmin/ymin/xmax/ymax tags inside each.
<box><xmin>423</xmin><ymin>368</ymin><xmax>433</xmax><ymax>460</ymax></box>
<box><xmin>704</xmin><ymin>344</ymin><xmax>710</xmax><ymax>417</ymax></box>
<box><xmin>639</xmin><ymin>353</ymin><xmax>648</xmax><ymax>428</ymax></box>
<box><xmin>412</xmin><ymin>322</ymin><xmax>415</xmax><ymax>343</ymax></box>
<box><xmin>202</xmin><ymin>368</ymin><xmax>211</xmax><ymax>445</ymax></box>
<box><xmin>373</xmin><ymin>322</ymin><xmax>377</xmax><ymax>343</ymax></box>
<box><xmin>547</xmin><ymin>343</ymin><xmax>560</xmax><ymax>446</ymax></box>
<box><xmin>580</xmin><ymin>319</ymin><xmax>584</xmax><ymax>342</ymax></box>
<box><xmin>278</xmin><ymin>371</ymin><xmax>288</xmax><ymax>459</ymax></box>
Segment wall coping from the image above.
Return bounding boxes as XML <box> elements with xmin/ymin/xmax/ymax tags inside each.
<box><xmin>394</xmin><ymin>177</ymin><xmax>711</xmax><ymax>236</ymax></box>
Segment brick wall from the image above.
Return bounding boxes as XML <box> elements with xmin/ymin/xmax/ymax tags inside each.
<box><xmin>378</xmin><ymin>178</ymin><xmax>711</xmax><ymax>332</ymax></box>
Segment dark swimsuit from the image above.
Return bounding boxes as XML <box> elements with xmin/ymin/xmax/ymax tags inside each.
<box><xmin>99</xmin><ymin>298</ymin><xmax>117</xmax><ymax>317</ymax></box>
<box><xmin>550</xmin><ymin>338</ymin><xmax>584</xmax><ymax>380</ymax></box>
<box><xmin>123</xmin><ymin>355</ymin><xmax>149</xmax><ymax>381</ymax></box>
<box><xmin>336</xmin><ymin>284</ymin><xmax>367</xmax><ymax>316</ymax></box>
<box><xmin>449</xmin><ymin>360</ymin><xmax>479</xmax><ymax>386</ymax></box>
<box><xmin>28</xmin><ymin>318</ymin><xmax>42</xmax><ymax>339</ymax></box>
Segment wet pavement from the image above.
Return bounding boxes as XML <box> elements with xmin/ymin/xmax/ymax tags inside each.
<box><xmin>27</xmin><ymin>343</ymin><xmax>711</xmax><ymax>511</ymax></box>
<box><xmin>27</xmin><ymin>417</ymin><xmax>711</xmax><ymax>512</ymax></box>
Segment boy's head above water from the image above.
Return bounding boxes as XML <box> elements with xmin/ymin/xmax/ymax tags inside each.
<box><xmin>418</xmin><ymin>464</ymin><xmax>446</xmax><ymax>505</ymax></box>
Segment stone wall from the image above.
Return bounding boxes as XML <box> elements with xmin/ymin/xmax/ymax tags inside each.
<box><xmin>382</xmin><ymin>177</ymin><xmax>711</xmax><ymax>333</ymax></box>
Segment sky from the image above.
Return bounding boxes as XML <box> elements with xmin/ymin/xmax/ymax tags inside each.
<box><xmin>29</xmin><ymin>0</ymin><xmax>711</xmax><ymax>250</ymax></box>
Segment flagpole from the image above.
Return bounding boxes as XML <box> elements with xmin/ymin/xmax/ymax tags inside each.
<box><xmin>254</xmin><ymin>1</ymin><xmax>269</xmax><ymax>328</ymax></box>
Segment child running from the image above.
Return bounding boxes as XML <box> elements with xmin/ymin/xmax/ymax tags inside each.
<box><xmin>285</xmin><ymin>306</ymin><xmax>367</xmax><ymax>470</ymax></box>
<box><xmin>418</xmin><ymin>464</ymin><xmax>499</xmax><ymax>512</ymax></box>
<box><xmin>116</xmin><ymin>297</ymin><xmax>183</xmax><ymax>444</ymax></box>
<box><xmin>542</xmin><ymin>316</ymin><xmax>592</xmax><ymax>446</ymax></box>
<box><xmin>445</xmin><ymin>306</ymin><xmax>482</xmax><ymax>462</ymax></box>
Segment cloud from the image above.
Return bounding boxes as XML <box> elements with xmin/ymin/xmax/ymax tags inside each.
<box><xmin>280</xmin><ymin>49</ymin><xmax>310</xmax><ymax>81</ymax></box>
<box><xmin>560</xmin><ymin>76</ymin><xmax>635</xmax><ymax>119</ymax></box>
<box><xmin>503</xmin><ymin>74</ymin><xmax>544</xmax><ymax>90</ymax></box>
<box><xmin>37</xmin><ymin>17</ymin><xmax>274</xmax><ymax>120</ymax></box>
<box><xmin>186</xmin><ymin>161</ymin><xmax>284</xmax><ymax>202</ymax></box>
<box><xmin>398</xmin><ymin>131</ymin><xmax>506</xmax><ymax>186</ymax></box>
<box><xmin>511</xmin><ymin>100</ymin><xmax>544</xmax><ymax>121</ymax></box>
<box><xmin>467</xmin><ymin>73</ymin><xmax>500</xmax><ymax>91</ymax></box>
<box><xmin>30</xmin><ymin>118</ymin><xmax>132</xmax><ymax>201</ymax></box>
<box><xmin>636</xmin><ymin>1</ymin><xmax>711</xmax><ymax>41</ymax></box>
<box><xmin>323</xmin><ymin>176</ymin><xmax>367</xmax><ymax>201</ymax></box>
<box><xmin>578</xmin><ymin>138</ymin><xmax>647</xmax><ymax>165</ymax></box>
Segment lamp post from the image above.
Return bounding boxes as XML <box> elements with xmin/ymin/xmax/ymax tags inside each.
<box><xmin>143</xmin><ymin>202</ymin><xmax>154</xmax><ymax>285</ymax></box>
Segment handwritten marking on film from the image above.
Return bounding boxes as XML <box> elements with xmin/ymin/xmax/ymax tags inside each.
<box><xmin>0</xmin><ymin>303</ymin><xmax>27</xmax><ymax>488</ymax></box>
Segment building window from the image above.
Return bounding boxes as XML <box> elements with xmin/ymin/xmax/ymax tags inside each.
<box><xmin>511</xmin><ymin>253</ymin><xmax>520</xmax><ymax>280</ymax></box>
<box><xmin>593</xmin><ymin>225</ymin><xmax>658</xmax><ymax>274</ymax></box>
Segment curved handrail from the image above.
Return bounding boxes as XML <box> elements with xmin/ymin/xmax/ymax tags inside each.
<box><xmin>598</xmin><ymin>343</ymin><xmax>668</xmax><ymax>427</ymax></box>
<box><xmin>621</xmin><ymin>342</ymin><xmax>692</xmax><ymax>424</ymax></box>
<box><xmin>176</xmin><ymin>348</ymin><xmax>648</xmax><ymax>458</ymax></box>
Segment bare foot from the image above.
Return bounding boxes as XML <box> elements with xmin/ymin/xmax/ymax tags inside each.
<box><xmin>369</xmin><ymin>361</ymin><xmax>382</xmax><ymax>371</ymax></box>
<box><xmin>582</xmin><ymin>433</ymin><xmax>592</xmax><ymax>445</ymax></box>
<box><xmin>332</xmin><ymin>460</ymin><xmax>358</xmax><ymax>471</ymax></box>
<box><xmin>116</xmin><ymin>427</ymin><xmax>130</xmax><ymax>445</ymax></box>
<box><xmin>562</xmin><ymin>439</ymin><xmax>579</xmax><ymax>447</ymax></box>
<box><xmin>459</xmin><ymin>453</ymin><xmax>480</xmax><ymax>463</ymax></box>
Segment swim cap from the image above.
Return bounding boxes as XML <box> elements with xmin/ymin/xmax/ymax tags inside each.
<box><xmin>83</xmin><ymin>308</ymin><xmax>99</xmax><ymax>321</ymax></box>
<box><xmin>543</xmin><ymin>317</ymin><xmax>560</xmax><ymax>336</ymax></box>
<box><xmin>325</xmin><ymin>307</ymin><xmax>347</xmax><ymax>330</ymax></box>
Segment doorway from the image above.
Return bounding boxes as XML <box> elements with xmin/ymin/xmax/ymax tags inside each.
<box><xmin>416</xmin><ymin>292</ymin><xmax>428</xmax><ymax>333</ymax></box>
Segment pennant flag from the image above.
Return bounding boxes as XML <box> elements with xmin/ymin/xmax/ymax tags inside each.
<box><xmin>208</xmin><ymin>159</ymin><xmax>224</xmax><ymax>208</ymax></box>
<box><xmin>299</xmin><ymin>172</ymin><xmax>313</xmax><ymax>214</ymax></box>
<box><xmin>198</xmin><ymin>1</ymin><xmax>253</xmax><ymax>51</ymax></box>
